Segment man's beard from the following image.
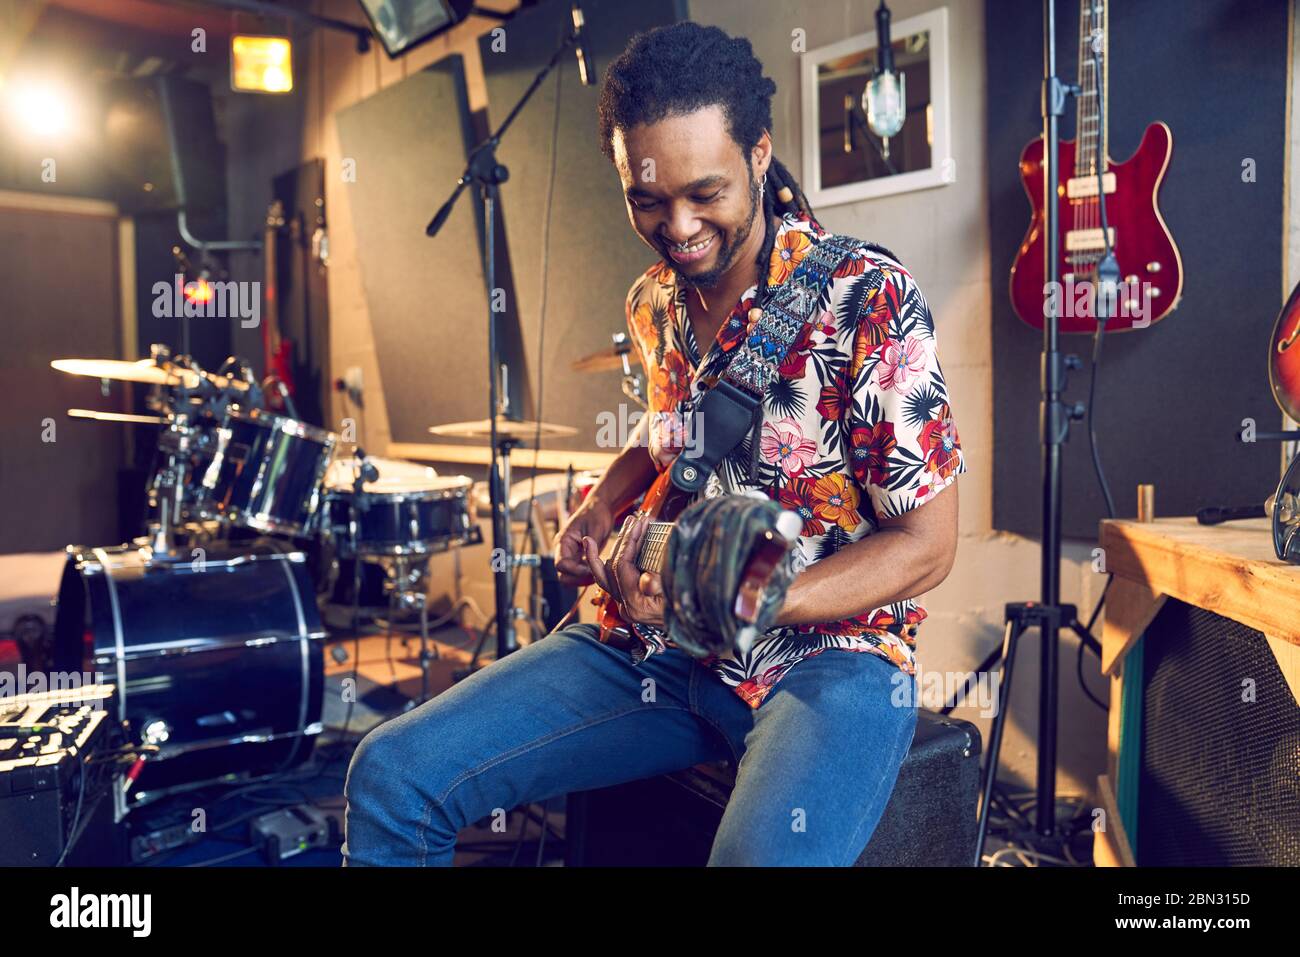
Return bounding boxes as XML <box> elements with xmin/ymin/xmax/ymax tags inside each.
<box><xmin>667</xmin><ymin>174</ymin><xmax>761</xmax><ymax>291</ymax></box>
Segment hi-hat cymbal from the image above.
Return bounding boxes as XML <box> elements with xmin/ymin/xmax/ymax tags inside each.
<box><xmin>67</xmin><ymin>408</ymin><xmax>166</xmax><ymax>425</ymax></box>
<box><xmin>428</xmin><ymin>417</ymin><xmax>578</xmax><ymax>440</ymax></box>
<box><xmin>52</xmin><ymin>358</ymin><xmax>202</xmax><ymax>389</ymax></box>
<box><xmin>571</xmin><ymin>345</ymin><xmax>642</xmax><ymax>374</ymax></box>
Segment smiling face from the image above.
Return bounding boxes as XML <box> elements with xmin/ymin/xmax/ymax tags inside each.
<box><xmin>612</xmin><ymin>105</ymin><xmax>772</xmax><ymax>291</ymax></box>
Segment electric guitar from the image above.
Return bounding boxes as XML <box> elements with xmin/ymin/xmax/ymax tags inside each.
<box><xmin>1009</xmin><ymin>0</ymin><xmax>1183</xmax><ymax>332</ymax></box>
<box><xmin>262</xmin><ymin>199</ymin><xmax>296</xmax><ymax>405</ymax></box>
<box><xmin>573</xmin><ymin>455</ymin><xmax>801</xmax><ymax>651</ymax></box>
<box><xmin>1269</xmin><ymin>279</ymin><xmax>1300</xmax><ymax>424</ymax></box>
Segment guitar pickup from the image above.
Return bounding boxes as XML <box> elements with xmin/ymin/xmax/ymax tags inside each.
<box><xmin>1064</xmin><ymin>227</ymin><xmax>1116</xmax><ymax>253</ymax></box>
<box><xmin>1065</xmin><ymin>172</ymin><xmax>1116</xmax><ymax>199</ymax></box>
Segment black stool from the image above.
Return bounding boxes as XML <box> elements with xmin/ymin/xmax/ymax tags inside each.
<box><xmin>566</xmin><ymin>708</ymin><xmax>981</xmax><ymax>866</ymax></box>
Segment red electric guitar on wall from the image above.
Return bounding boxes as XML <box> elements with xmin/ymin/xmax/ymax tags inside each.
<box><xmin>1009</xmin><ymin>0</ymin><xmax>1183</xmax><ymax>333</ymax></box>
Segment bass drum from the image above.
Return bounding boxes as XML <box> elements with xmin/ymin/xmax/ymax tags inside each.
<box><xmin>54</xmin><ymin>541</ymin><xmax>324</xmax><ymax>806</ymax></box>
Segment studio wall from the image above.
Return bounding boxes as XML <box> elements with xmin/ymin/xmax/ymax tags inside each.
<box><xmin>987</xmin><ymin>0</ymin><xmax>1289</xmax><ymax>539</ymax></box>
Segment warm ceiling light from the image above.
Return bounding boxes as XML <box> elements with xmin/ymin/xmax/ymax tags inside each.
<box><xmin>231</xmin><ymin>35</ymin><xmax>293</xmax><ymax>94</ymax></box>
<box><xmin>5</xmin><ymin>79</ymin><xmax>73</xmax><ymax>138</ymax></box>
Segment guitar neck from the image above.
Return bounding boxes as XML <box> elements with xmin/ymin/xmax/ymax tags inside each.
<box><xmin>635</xmin><ymin>520</ymin><xmax>674</xmax><ymax>575</ymax></box>
<box><xmin>1074</xmin><ymin>0</ymin><xmax>1108</xmax><ymax>177</ymax></box>
<box><xmin>264</xmin><ymin>201</ymin><xmax>283</xmax><ymax>353</ymax></box>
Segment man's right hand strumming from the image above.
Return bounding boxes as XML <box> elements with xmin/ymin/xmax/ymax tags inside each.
<box><xmin>554</xmin><ymin>498</ymin><xmax>615</xmax><ymax>587</ymax></box>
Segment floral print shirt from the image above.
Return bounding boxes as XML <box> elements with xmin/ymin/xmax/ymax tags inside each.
<box><xmin>623</xmin><ymin>211</ymin><xmax>967</xmax><ymax>708</ymax></box>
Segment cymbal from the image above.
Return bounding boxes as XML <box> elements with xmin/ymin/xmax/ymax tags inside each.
<box><xmin>428</xmin><ymin>417</ymin><xmax>578</xmax><ymax>440</ymax></box>
<box><xmin>571</xmin><ymin>345</ymin><xmax>642</xmax><ymax>374</ymax></box>
<box><xmin>68</xmin><ymin>408</ymin><xmax>166</xmax><ymax>425</ymax></box>
<box><xmin>52</xmin><ymin>358</ymin><xmax>201</xmax><ymax>389</ymax></box>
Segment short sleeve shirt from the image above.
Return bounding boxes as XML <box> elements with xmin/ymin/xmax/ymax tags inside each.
<box><xmin>623</xmin><ymin>211</ymin><xmax>967</xmax><ymax>708</ymax></box>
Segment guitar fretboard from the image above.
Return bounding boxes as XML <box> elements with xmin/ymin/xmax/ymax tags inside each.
<box><xmin>1074</xmin><ymin>0</ymin><xmax>1108</xmax><ymax>181</ymax></box>
<box><xmin>635</xmin><ymin>521</ymin><xmax>674</xmax><ymax>575</ymax></box>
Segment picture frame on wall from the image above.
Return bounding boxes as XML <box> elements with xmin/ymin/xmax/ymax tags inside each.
<box><xmin>800</xmin><ymin>6</ymin><xmax>954</xmax><ymax>207</ymax></box>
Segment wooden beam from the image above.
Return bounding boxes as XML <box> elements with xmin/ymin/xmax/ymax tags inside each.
<box><xmin>1094</xmin><ymin>773</ymin><xmax>1136</xmax><ymax>867</ymax></box>
<box><xmin>1100</xmin><ymin>517</ymin><xmax>1300</xmax><ymax>649</ymax></box>
<box><xmin>1100</xmin><ymin>576</ymin><xmax>1165</xmax><ymax>676</ymax></box>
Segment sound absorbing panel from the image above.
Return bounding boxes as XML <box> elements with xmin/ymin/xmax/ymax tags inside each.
<box><xmin>480</xmin><ymin>0</ymin><xmax>688</xmax><ymax>452</ymax></box>
<box><xmin>335</xmin><ymin>56</ymin><xmax>497</xmax><ymax>443</ymax></box>
<box><xmin>985</xmin><ymin>0</ymin><xmax>1286</xmax><ymax>539</ymax></box>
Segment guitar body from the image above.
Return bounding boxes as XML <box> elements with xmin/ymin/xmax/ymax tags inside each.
<box><xmin>263</xmin><ymin>338</ymin><xmax>296</xmax><ymax>399</ymax></box>
<box><xmin>1009</xmin><ymin>121</ymin><xmax>1183</xmax><ymax>333</ymax></box>
<box><xmin>591</xmin><ymin>467</ymin><xmax>693</xmax><ymax>645</ymax></box>
<box><xmin>1268</xmin><ymin>278</ymin><xmax>1300</xmax><ymax>423</ymax></box>
<box><xmin>583</xmin><ymin>461</ymin><xmax>799</xmax><ymax>653</ymax></box>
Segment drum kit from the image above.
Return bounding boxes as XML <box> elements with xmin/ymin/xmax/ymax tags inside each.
<box><xmin>48</xmin><ymin>347</ymin><xmax>485</xmax><ymax>805</ymax></box>
<box><xmin>46</xmin><ymin>328</ymin><xmax>633</xmax><ymax>806</ymax></box>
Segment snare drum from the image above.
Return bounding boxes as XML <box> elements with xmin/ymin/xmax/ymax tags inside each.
<box><xmin>197</xmin><ymin>408</ymin><xmax>336</xmax><ymax>537</ymax></box>
<box><xmin>324</xmin><ymin>475</ymin><xmax>477</xmax><ymax>557</ymax></box>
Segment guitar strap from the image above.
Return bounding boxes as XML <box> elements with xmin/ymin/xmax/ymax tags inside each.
<box><xmin>668</xmin><ymin>231</ymin><xmax>863</xmax><ymax>495</ymax></box>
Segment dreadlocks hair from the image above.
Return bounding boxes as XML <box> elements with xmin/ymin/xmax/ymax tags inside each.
<box><xmin>597</xmin><ymin>22</ymin><xmax>817</xmax><ymax>298</ymax></box>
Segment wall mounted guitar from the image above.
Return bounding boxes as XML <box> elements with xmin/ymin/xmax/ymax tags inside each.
<box><xmin>1205</xmin><ymin>279</ymin><xmax>1300</xmax><ymax>563</ymax></box>
<box><xmin>263</xmin><ymin>199</ymin><xmax>297</xmax><ymax>411</ymax></box>
<box><xmin>1009</xmin><ymin>0</ymin><xmax>1183</xmax><ymax>333</ymax></box>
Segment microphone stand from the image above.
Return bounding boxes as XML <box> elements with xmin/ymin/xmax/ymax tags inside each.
<box><xmin>425</xmin><ymin>23</ymin><xmax>585</xmax><ymax>663</ymax></box>
<box><xmin>951</xmin><ymin>0</ymin><xmax>1103</xmax><ymax>865</ymax></box>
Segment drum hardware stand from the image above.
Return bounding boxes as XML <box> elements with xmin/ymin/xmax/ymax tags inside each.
<box><xmin>611</xmin><ymin>332</ymin><xmax>646</xmax><ymax>409</ymax></box>
<box><xmin>379</xmin><ymin>554</ymin><xmax>437</xmax><ymax>708</ymax></box>
<box><xmin>145</xmin><ymin>347</ymin><xmax>198</xmax><ymax>562</ymax></box>
<box><xmin>426</xmin><ymin>19</ymin><xmax>588</xmax><ymax>664</ymax></box>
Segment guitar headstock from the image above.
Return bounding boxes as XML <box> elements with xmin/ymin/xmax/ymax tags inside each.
<box><xmin>265</xmin><ymin>199</ymin><xmax>286</xmax><ymax>230</ymax></box>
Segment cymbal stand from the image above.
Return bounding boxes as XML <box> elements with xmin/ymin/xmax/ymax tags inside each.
<box><xmin>425</xmin><ymin>20</ymin><xmax>585</xmax><ymax>663</ymax></box>
<box><xmin>610</xmin><ymin>332</ymin><xmax>645</xmax><ymax>409</ymax></box>
<box><xmin>145</xmin><ymin>346</ymin><xmax>196</xmax><ymax>562</ymax></box>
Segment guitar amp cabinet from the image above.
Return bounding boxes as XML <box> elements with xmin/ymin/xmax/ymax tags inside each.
<box><xmin>1134</xmin><ymin>601</ymin><xmax>1300</xmax><ymax>866</ymax></box>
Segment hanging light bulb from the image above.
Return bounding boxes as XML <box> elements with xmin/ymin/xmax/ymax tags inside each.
<box><xmin>863</xmin><ymin>1</ymin><xmax>906</xmax><ymax>159</ymax></box>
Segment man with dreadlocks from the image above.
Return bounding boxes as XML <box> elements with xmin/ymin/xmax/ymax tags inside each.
<box><xmin>344</xmin><ymin>21</ymin><xmax>965</xmax><ymax>867</ymax></box>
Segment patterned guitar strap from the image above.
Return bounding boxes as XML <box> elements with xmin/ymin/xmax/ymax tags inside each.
<box><xmin>668</xmin><ymin>231</ymin><xmax>863</xmax><ymax>495</ymax></box>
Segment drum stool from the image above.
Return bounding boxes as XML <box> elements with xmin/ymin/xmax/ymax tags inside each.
<box><xmin>566</xmin><ymin>707</ymin><xmax>981</xmax><ymax>866</ymax></box>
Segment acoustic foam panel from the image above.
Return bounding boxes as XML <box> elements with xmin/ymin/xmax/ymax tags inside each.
<box><xmin>986</xmin><ymin>0</ymin><xmax>1286</xmax><ymax>539</ymax></box>
<box><xmin>335</xmin><ymin>56</ymin><xmax>504</xmax><ymax>444</ymax></box>
<box><xmin>479</xmin><ymin>0</ymin><xmax>689</xmax><ymax>452</ymax></box>
<box><xmin>0</xmin><ymin>206</ymin><xmax>124</xmax><ymax>553</ymax></box>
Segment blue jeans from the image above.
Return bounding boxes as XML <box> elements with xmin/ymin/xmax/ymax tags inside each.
<box><xmin>342</xmin><ymin>623</ymin><xmax>917</xmax><ymax>866</ymax></box>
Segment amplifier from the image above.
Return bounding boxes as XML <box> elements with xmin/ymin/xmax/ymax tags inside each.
<box><xmin>0</xmin><ymin>684</ymin><xmax>126</xmax><ymax>866</ymax></box>
<box><xmin>566</xmin><ymin>708</ymin><xmax>981</xmax><ymax>866</ymax></box>
<box><xmin>1134</xmin><ymin>601</ymin><xmax>1300</xmax><ymax>865</ymax></box>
